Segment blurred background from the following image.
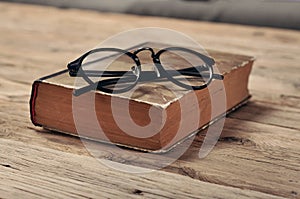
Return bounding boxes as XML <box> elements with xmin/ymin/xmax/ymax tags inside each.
<box><xmin>2</xmin><ymin>0</ymin><xmax>300</xmax><ymax>30</ymax></box>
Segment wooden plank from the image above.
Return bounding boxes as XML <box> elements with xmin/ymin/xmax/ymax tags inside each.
<box><xmin>0</xmin><ymin>2</ymin><xmax>299</xmax><ymax>198</ymax></box>
<box><xmin>228</xmin><ymin>101</ymin><xmax>300</xmax><ymax>130</ymax></box>
<box><xmin>0</xmin><ymin>138</ymin><xmax>283</xmax><ymax>199</ymax></box>
<box><xmin>1</xmin><ymin>97</ymin><xmax>299</xmax><ymax>198</ymax></box>
<box><xmin>176</xmin><ymin>118</ymin><xmax>300</xmax><ymax>198</ymax></box>
<box><xmin>0</xmin><ymin>2</ymin><xmax>299</xmax><ymax>103</ymax></box>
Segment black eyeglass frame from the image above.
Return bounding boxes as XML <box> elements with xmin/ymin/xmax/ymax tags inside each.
<box><xmin>67</xmin><ymin>47</ymin><xmax>224</xmax><ymax>95</ymax></box>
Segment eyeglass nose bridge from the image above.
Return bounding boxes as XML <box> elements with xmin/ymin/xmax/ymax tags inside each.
<box><xmin>133</xmin><ymin>47</ymin><xmax>161</xmax><ymax>78</ymax></box>
<box><xmin>133</xmin><ymin>47</ymin><xmax>156</xmax><ymax>58</ymax></box>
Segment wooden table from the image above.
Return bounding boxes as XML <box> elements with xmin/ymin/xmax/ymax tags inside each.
<box><xmin>0</xmin><ymin>2</ymin><xmax>299</xmax><ymax>198</ymax></box>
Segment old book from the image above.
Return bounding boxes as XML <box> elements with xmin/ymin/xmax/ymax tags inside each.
<box><xmin>30</xmin><ymin>46</ymin><xmax>254</xmax><ymax>152</ymax></box>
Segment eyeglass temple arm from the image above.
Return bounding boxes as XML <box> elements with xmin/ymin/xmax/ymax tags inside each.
<box><xmin>70</xmin><ymin>66</ymin><xmax>224</xmax><ymax>80</ymax></box>
<box><xmin>177</xmin><ymin>66</ymin><xmax>224</xmax><ymax>80</ymax></box>
<box><xmin>73</xmin><ymin>72</ymin><xmax>223</xmax><ymax>97</ymax></box>
<box><xmin>73</xmin><ymin>77</ymin><xmax>135</xmax><ymax>96</ymax></box>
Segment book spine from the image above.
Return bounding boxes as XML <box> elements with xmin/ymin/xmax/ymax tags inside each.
<box><xmin>29</xmin><ymin>69</ymin><xmax>69</xmax><ymax>127</ymax></box>
<box><xmin>29</xmin><ymin>81</ymin><xmax>42</xmax><ymax>127</ymax></box>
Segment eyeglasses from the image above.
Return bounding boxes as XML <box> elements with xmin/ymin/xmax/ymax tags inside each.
<box><xmin>67</xmin><ymin>47</ymin><xmax>224</xmax><ymax>96</ymax></box>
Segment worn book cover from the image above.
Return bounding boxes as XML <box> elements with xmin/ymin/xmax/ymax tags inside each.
<box><xmin>30</xmin><ymin>43</ymin><xmax>254</xmax><ymax>152</ymax></box>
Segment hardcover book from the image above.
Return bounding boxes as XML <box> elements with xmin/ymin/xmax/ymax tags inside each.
<box><xmin>30</xmin><ymin>44</ymin><xmax>254</xmax><ymax>152</ymax></box>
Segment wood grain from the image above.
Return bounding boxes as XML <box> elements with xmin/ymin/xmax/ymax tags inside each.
<box><xmin>0</xmin><ymin>2</ymin><xmax>299</xmax><ymax>198</ymax></box>
<box><xmin>0</xmin><ymin>138</ymin><xmax>285</xmax><ymax>199</ymax></box>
